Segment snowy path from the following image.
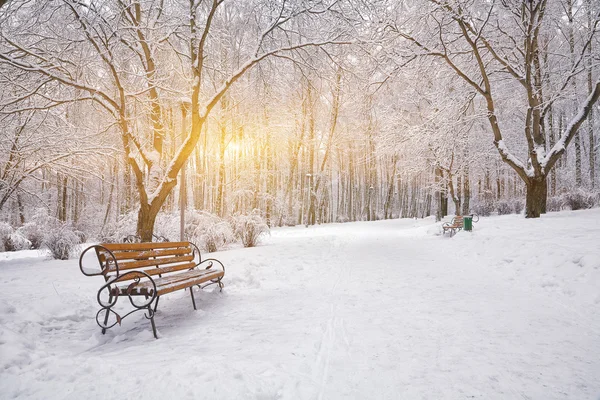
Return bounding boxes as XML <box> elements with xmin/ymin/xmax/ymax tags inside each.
<box><xmin>1</xmin><ymin>211</ymin><xmax>600</xmax><ymax>399</ymax></box>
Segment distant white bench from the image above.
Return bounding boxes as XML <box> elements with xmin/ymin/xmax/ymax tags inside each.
<box><xmin>442</xmin><ymin>216</ymin><xmax>464</xmax><ymax>237</ymax></box>
<box><xmin>442</xmin><ymin>214</ymin><xmax>479</xmax><ymax>236</ymax></box>
<box><xmin>79</xmin><ymin>241</ymin><xmax>225</xmax><ymax>338</ymax></box>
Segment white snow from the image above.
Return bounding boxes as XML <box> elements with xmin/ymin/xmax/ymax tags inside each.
<box><xmin>1</xmin><ymin>209</ymin><xmax>600</xmax><ymax>399</ymax></box>
<box><xmin>0</xmin><ymin>248</ymin><xmax>47</xmax><ymax>262</ymax></box>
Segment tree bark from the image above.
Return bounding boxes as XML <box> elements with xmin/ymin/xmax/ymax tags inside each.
<box><xmin>525</xmin><ymin>177</ymin><xmax>547</xmax><ymax>218</ymax></box>
<box><xmin>137</xmin><ymin>203</ymin><xmax>159</xmax><ymax>242</ymax></box>
<box><xmin>587</xmin><ymin>0</ymin><xmax>595</xmax><ymax>189</ymax></box>
<box><xmin>307</xmin><ymin>81</ymin><xmax>316</xmax><ymax>225</ymax></box>
<box><xmin>59</xmin><ymin>175</ymin><xmax>68</xmax><ymax>222</ymax></box>
<box><xmin>16</xmin><ymin>192</ymin><xmax>25</xmax><ymax>226</ymax></box>
<box><xmin>462</xmin><ymin>167</ymin><xmax>470</xmax><ymax>215</ymax></box>
<box><xmin>216</xmin><ymin>99</ymin><xmax>227</xmax><ymax>217</ymax></box>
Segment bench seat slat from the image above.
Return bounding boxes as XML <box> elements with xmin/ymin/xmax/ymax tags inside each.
<box><xmin>443</xmin><ymin>224</ymin><xmax>462</xmax><ymax>229</ymax></box>
<box><xmin>157</xmin><ymin>270</ymin><xmax>224</xmax><ymax>296</ymax></box>
<box><xmin>110</xmin><ymin>268</ymin><xmax>224</xmax><ymax>296</ymax></box>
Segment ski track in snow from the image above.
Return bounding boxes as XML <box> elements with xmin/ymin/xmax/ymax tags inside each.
<box><xmin>1</xmin><ymin>210</ymin><xmax>600</xmax><ymax>399</ymax></box>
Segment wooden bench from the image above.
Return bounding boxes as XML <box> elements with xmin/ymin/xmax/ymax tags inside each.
<box><xmin>79</xmin><ymin>241</ymin><xmax>225</xmax><ymax>338</ymax></box>
<box><xmin>442</xmin><ymin>215</ymin><xmax>464</xmax><ymax>236</ymax></box>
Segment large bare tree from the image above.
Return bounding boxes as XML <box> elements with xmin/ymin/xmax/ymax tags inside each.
<box><xmin>392</xmin><ymin>0</ymin><xmax>600</xmax><ymax>217</ymax></box>
<box><xmin>0</xmin><ymin>0</ymin><xmax>349</xmax><ymax>239</ymax></box>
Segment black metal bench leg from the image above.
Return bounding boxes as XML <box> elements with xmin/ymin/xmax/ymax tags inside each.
<box><xmin>154</xmin><ymin>296</ymin><xmax>160</xmax><ymax>312</ymax></box>
<box><xmin>190</xmin><ymin>287</ymin><xmax>197</xmax><ymax>310</ymax></box>
<box><xmin>148</xmin><ymin>305</ymin><xmax>158</xmax><ymax>339</ymax></box>
<box><xmin>101</xmin><ymin>294</ymin><xmax>113</xmax><ymax>334</ymax></box>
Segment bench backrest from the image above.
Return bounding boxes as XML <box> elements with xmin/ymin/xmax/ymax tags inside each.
<box><xmin>452</xmin><ymin>216</ymin><xmax>464</xmax><ymax>225</ymax></box>
<box><xmin>96</xmin><ymin>242</ymin><xmax>198</xmax><ymax>283</ymax></box>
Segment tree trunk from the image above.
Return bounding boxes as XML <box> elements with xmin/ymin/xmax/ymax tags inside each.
<box><xmin>525</xmin><ymin>177</ymin><xmax>547</xmax><ymax>218</ymax></box>
<box><xmin>307</xmin><ymin>81</ymin><xmax>316</xmax><ymax>226</ymax></box>
<box><xmin>446</xmin><ymin>170</ymin><xmax>461</xmax><ymax>216</ymax></box>
<box><xmin>567</xmin><ymin>0</ymin><xmax>582</xmax><ymax>187</ymax></box>
<box><xmin>435</xmin><ymin>167</ymin><xmax>448</xmax><ymax>220</ymax></box>
<box><xmin>16</xmin><ymin>192</ymin><xmax>25</xmax><ymax>226</ymax></box>
<box><xmin>59</xmin><ymin>175</ymin><xmax>68</xmax><ymax>222</ymax></box>
<box><xmin>462</xmin><ymin>169</ymin><xmax>470</xmax><ymax>215</ymax></box>
<box><xmin>588</xmin><ymin>0</ymin><xmax>595</xmax><ymax>189</ymax></box>
<box><xmin>137</xmin><ymin>204</ymin><xmax>159</xmax><ymax>242</ymax></box>
<box><xmin>548</xmin><ymin>105</ymin><xmax>557</xmax><ymax>195</ymax></box>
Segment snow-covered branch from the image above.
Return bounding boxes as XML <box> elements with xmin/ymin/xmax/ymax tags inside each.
<box><xmin>542</xmin><ymin>79</ymin><xmax>600</xmax><ymax>174</ymax></box>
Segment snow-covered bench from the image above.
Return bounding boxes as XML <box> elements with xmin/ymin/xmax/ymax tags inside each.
<box><xmin>78</xmin><ymin>241</ymin><xmax>225</xmax><ymax>338</ymax></box>
<box><xmin>442</xmin><ymin>215</ymin><xmax>464</xmax><ymax>236</ymax></box>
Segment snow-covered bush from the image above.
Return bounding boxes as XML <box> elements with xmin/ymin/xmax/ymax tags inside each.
<box><xmin>103</xmin><ymin>211</ymin><xmax>176</xmax><ymax>243</ymax></box>
<box><xmin>0</xmin><ymin>222</ymin><xmax>14</xmax><ymax>252</ymax></box>
<box><xmin>43</xmin><ymin>225</ymin><xmax>82</xmax><ymax>260</ymax></box>
<box><xmin>17</xmin><ymin>221</ymin><xmax>45</xmax><ymax>249</ymax></box>
<box><xmin>103</xmin><ymin>210</ymin><xmax>231</xmax><ymax>246</ymax></box>
<box><xmin>496</xmin><ymin>200</ymin><xmax>512</xmax><ymax>215</ymax></box>
<box><xmin>186</xmin><ymin>211</ymin><xmax>236</xmax><ymax>251</ymax></box>
<box><xmin>231</xmin><ymin>210</ymin><xmax>270</xmax><ymax>248</ymax></box>
<box><xmin>563</xmin><ymin>189</ymin><xmax>597</xmax><ymax>211</ymax></box>
<box><xmin>336</xmin><ymin>215</ymin><xmax>350</xmax><ymax>224</ymax></box>
<box><xmin>472</xmin><ymin>201</ymin><xmax>494</xmax><ymax>217</ymax></box>
<box><xmin>513</xmin><ymin>199</ymin><xmax>524</xmax><ymax>214</ymax></box>
<box><xmin>546</xmin><ymin>196</ymin><xmax>563</xmax><ymax>212</ymax></box>
<box><xmin>4</xmin><ymin>232</ymin><xmax>31</xmax><ymax>251</ymax></box>
<box><xmin>74</xmin><ymin>230</ymin><xmax>87</xmax><ymax>244</ymax></box>
<box><xmin>101</xmin><ymin>212</ymin><xmax>137</xmax><ymax>243</ymax></box>
<box><xmin>201</xmin><ymin>221</ymin><xmax>235</xmax><ymax>253</ymax></box>
<box><xmin>496</xmin><ymin>198</ymin><xmax>524</xmax><ymax>215</ymax></box>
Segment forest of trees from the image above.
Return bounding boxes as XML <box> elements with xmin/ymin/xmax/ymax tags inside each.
<box><xmin>0</xmin><ymin>0</ymin><xmax>599</xmax><ymax>248</ymax></box>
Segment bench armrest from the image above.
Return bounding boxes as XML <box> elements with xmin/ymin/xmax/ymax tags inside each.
<box><xmin>79</xmin><ymin>244</ymin><xmax>120</xmax><ymax>277</ymax></box>
<box><xmin>95</xmin><ymin>270</ymin><xmax>157</xmax><ymax>330</ymax></box>
<box><xmin>197</xmin><ymin>258</ymin><xmax>226</xmax><ymax>276</ymax></box>
<box><xmin>188</xmin><ymin>241</ymin><xmax>225</xmax><ymax>276</ymax></box>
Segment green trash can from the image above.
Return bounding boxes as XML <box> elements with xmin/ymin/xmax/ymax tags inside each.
<box><xmin>463</xmin><ymin>215</ymin><xmax>473</xmax><ymax>232</ymax></box>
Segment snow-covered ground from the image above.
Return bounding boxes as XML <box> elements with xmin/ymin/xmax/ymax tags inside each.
<box><xmin>1</xmin><ymin>209</ymin><xmax>599</xmax><ymax>399</ymax></box>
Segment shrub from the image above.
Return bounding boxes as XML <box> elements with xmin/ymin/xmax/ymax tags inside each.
<box><xmin>17</xmin><ymin>222</ymin><xmax>45</xmax><ymax>249</ymax></box>
<box><xmin>4</xmin><ymin>232</ymin><xmax>31</xmax><ymax>251</ymax></box>
<box><xmin>336</xmin><ymin>215</ymin><xmax>350</xmax><ymax>223</ymax></box>
<box><xmin>513</xmin><ymin>199</ymin><xmax>524</xmax><ymax>214</ymax></box>
<box><xmin>496</xmin><ymin>198</ymin><xmax>524</xmax><ymax>215</ymax></box>
<box><xmin>0</xmin><ymin>222</ymin><xmax>14</xmax><ymax>252</ymax></box>
<box><xmin>231</xmin><ymin>210</ymin><xmax>270</xmax><ymax>248</ymax></box>
<box><xmin>101</xmin><ymin>212</ymin><xmax>137</xmax><ymax>243</ymax></box>
<box><xmin>563</xmin><ymin>189</ymin><xmax>597</xmax><ymax>211</ymax></box>
<box><xmin>496</xmin><ymin>200</ymin><xmax>512</xmax><ymax>215</ymax></box>
<box><xmin>472</xmin><ymin>201</ymin><xmax>494</xmax><ymax>217</ymax></box>
<box><xmin>43</xmin><ymin>225</ymin><xmax>82</xmax><ymax>260</ymax></box>
<box><xmin>546</xmin><ymin>196</ymin><xmax>563</xmax><ymax>212</ymax></box>
<box><xmin>103</xmin><ymin>210</ymin><xmax>234</xmax><ymax>247</ymax></box>
<box><xmin>74</xmin><ymin>230</ymin><xmax>87</xmax><ymax>244</ymax></box>
<box><xmin>201</xmin><ymin>221</ymin><xmax>235</xmax><ymax>253</ymax></box>
<box><xmin>186</xmin><ymin>211</ymin><xmax>236</xmax><ymax>251</ymax></box>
